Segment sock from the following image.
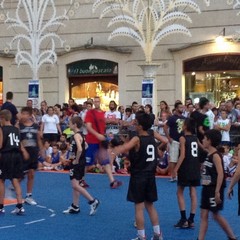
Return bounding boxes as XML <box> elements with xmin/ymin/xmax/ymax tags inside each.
<box><xmin>137</xmin><ymin>229</ymin><xmax>145</xmax><ymax>238</ymax></box>
<box><xmin>189</xmin><ymin>213</ymin><xmax>195</xmax><ymax>222</ymax></box>
<box><xmin>88</xmin><ymin>199</ymin><xmax>95</xmax><ymax>205</ymax></box>
<box><xmin>26</xmin><ymin>193</ymin><xmax>32</xmax><ymax>197</ymax></box>
<box><xmin>180</xmin><ymin>210</ymin><xmax>187</xmax><ymax>220</ymax></box>
<box><xmin>153</xmin><ymin>225</ymin><xmax>160</xmax><ymax>235</ymax></box>
<box><xmin>16</xmin><ymin>203</ymin><xmax>23</xmax><ymax>209</ymax></box>
<box><xmin>0</xmin><ymin>204</ymin><xmax>4</xmax><ymax>209</ymax></box>
<box><xmin>71</xmin><ymin>203</ymin><xmax>79</xmax><ymax>209</ymax></box>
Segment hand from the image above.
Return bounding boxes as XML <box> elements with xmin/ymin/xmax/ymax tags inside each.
<box><xmin>97</xmin><ymin>133</ymin><xmax>106</xmax><ymax>141</ymax></box>
<box><xmin>215</xmin><ymin>192</ymin><xmax>222</xmax><ymax>205</ymax></box>
<box><xmin>227</xmin><ymin>188</ymin><xmax>234</xmax><ymax>199</ymax></box>
<box><xmin>172</xmin><ymin>168</ymin><xmax>177</xmax><ymax>179</ymax></box>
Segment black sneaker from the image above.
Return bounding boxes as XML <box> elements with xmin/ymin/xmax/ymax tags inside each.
<box><xmin>174</xmin><ymin>219</ymin><xmax>188</xmax><ymax>228</ymax></box>
<box><xmin>63</xmin><ymin>204</ymin><xmax>80</xmax><ymax>214</ymax></box>
<box><xmin>89</xmin><ymin>199</ymin><xmax>100</xmax><ymax>216</ymax></box>
<box><xmin>187</xmin><ymin>219</ymin><xmax>195</xmax><ymax>228</ymax></box>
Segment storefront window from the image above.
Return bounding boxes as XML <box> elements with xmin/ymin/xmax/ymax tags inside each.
<box><xmin>185</xmin><ymin>72</ymin><xmax>240</xmax><ymax>105</ymax></box>
<box><xmin>184</xmin><ymin>54</ymin><xmax>240</xmax><ymax>105</ymax></box>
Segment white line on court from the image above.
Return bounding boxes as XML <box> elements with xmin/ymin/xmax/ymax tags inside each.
<box><xmin>24</xmin><ymin>219</ymin><xmax>45</xmax><ymax>225</ymax></box>
<box><xmin>0</xmin><ymin>225</ymin><xmax>16</xmax><ymax>229</ymax></box>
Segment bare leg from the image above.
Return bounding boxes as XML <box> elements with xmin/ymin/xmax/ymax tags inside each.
<box><xmin>12</xmin><ymin>178</ymin><xmax>23</xmax><ymax>204</ymax></box>
<box><xmin>177</xmin><ymin>186</ymin><xmax>185</xmax><ymax>211</ymax></box>
<box><xmin>0</xmin><ymin>179</ymin><xmax>5</xmax><ymax>205</ymax></box>
<box><xmin>212</xmin><ymin>212</ymin><xmax>236</xmax><ymax>239</ymax></box>
<box><xmin>189</xmin><ymin>187</ymin><xmax>197</xmax><ymax>214</ymax></box>
<box><xmin>71</xmin><ymin>179</ymin><xmax>94</xmax><ymax>205</ymax></box>
<box><xmin>145</xmin><ymin>201</ymin><xmax>159</xmax><ymax>226</ymax></box>
<box><xmin>26</xmin><ymin>169</ymin><xmax>35</xmax><ymax>194</ymax></box>
<box><xmin>198</xmin><ymin>209</ymin><xmax>209</xmax><ymax>240</ymax></box>
<box><xmin>135</xmin><ymin>202</ymin><xmax>145</xmax><ymax>230</ymax></box>
<box><xmin>103</xmin><ymin>164</ymin><xmax>114</xmax><ymax>183</ymax></box>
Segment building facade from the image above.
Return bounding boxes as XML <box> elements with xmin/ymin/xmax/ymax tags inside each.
<box><xmin>0</xmin><ymin>1</ymin><xmax>239</xmax><ymax>109</ymax></box>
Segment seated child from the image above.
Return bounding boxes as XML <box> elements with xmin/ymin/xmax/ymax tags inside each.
<box><xmin>156</xmin><ymin>144</ymin><xmax>169</xmax><ymax>175</ymax></box>
<box><xmin>38</xmin><ymin>139</ymin><xmax>53</xmax><ymax>170</ymax></box>
<box><xmin>60</xmin><ymin>142</ymin><xmax>71</xmax><ymax>170</ymax></box>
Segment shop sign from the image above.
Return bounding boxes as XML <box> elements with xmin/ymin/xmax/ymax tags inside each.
<box><xmin>67</xmin><ymin>59</ymin><xmax>118</xmax><ymax>77</ymax></box>
<box><xmin>184</xmin><ymin>54</ymin><xmax>240</xmax><ymax>72</ymax></box>
<box><xmin>142</xmin><ymin>79</ymin><xmax>153</xmax><ymax>106</ymax></box>
<box><xmin>28</xmin><ymin>80</ymin><xmax>39</xmax><ymax>108</ymax></box>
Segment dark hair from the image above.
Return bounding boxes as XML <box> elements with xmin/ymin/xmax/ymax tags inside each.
<box><xmin>204</xmin><ymin>129</ymin><xmax>221</xmax><ymax>148</ymax></box>
<box><xmin>184</xmin><ymin>118</ymin><xmax>196</xmax><ymax>134</ymax></box>
<box><xmin>131</xmin><ymin>101</ymin><xmax>138</xmax><ymax>106</ymax></box>
<box><xmin>125</xmin><ymin>107</ymin><xmax>132</xmax><ymax>113</ymax></box>
<box><xmin>0</xmin><ymin>109</ymin><xmax>12</xmax><ymax>121</ymax></box>
<box><xmin>59</xmin><ymin>143</ymin><xmax>68</xmax><ymax>151</ymax></box>
<box><xmin>199</xmin><ymin>97</ymin><xmax>209</xmax><ymax>109</ymax></box>
<box><xmin>6</xmin><ymin>91</ymin><xmax>13</xmax><ymax>100</ymax></box>
<box><xmin>145</xmin><ymin>104</ymin><xmax>153</xmax><ymax>113</ymax></box>
<box><xmin>70</xmin><ymin>116</ymin><xmax>83</xmax><ymax>129</ymax></box>
<box><xmin>136</xmin><ymin>112</ymin><xmax>152</xmax><ymax>131</ymax></box>
<box><xmin>109</xmin><ymin>100</ymin><xmax>117</xmax><ymax>109</ymax></box>
<box><xmin>174</xmin><ymin>102</ymin><xmax>182</xmax><ymax>109</ymax></box>
<box><xmin>21</xmin><ymin>106</ymin><xmax>33</xmax><ymax>115</ymax></box>
<box><xmin>71</xmin><ymin>104</ymin><xmax>79</xmax><ymax>113</ymax></box>
<box><xmin>54</xmin><ymin>104</ymin><xmax>61</xmax><ymax>110</ymax></box>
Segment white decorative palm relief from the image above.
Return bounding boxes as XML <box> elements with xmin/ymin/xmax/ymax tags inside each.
<box><xmin>3</xmin><ymin>0</ymin><xmax>68</xmax><ymax>80</ymax></box>
<box><xmin>93</xmin><ymin>0</ymin><xmax>203</xmax><ymax>63</ymax></box>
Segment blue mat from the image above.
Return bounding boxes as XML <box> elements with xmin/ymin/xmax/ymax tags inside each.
<box><xmin>0</xmin><ymin>172</ymin><xmax>239</xmax><ymax>240</ymax></box>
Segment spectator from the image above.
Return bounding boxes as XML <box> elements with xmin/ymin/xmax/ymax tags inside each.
<box><xmin>40</xmin><ymin>106</ymin><xmax>62</xmax><ymax>143</ymax></box>
<box><xmin>1</xmin><ymin>91</ymin><xmax>20</xmax><ymax>126</ymax></box>
<box><xmin>105</xmin><ymin>100</ymin><xmax>121</xmax><ymax>136</ymax></box>
<box><xmin>40</xmin><ymin>100</ymin><xmax>48</xmax><ymax>116</ymax></box>
<box><xmin>158</xmin><ymin>100</ymin><xmax>171</xmax><ymax>119</ymax></box>
<box><xmin>214</xmin><ymin>110</ymin><xmax>231</xmax><ymax>145</ymax></box>
<box><xmin>144</xmin><ymin>104</ymin><xmax>155</xmax><ymax>126</ymax></box>
<box><xmin>164</xmin><ymin>102</ymin><xmax>185</xmax><ymax>182</ymax></box>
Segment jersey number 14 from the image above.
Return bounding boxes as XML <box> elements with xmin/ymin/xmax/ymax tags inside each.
<box><xmin>8</xmin><ymin>133</ymin><xmax>20</xmax><ymax>146</ymax></box>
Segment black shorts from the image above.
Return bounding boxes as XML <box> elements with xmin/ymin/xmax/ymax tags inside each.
<box><xmin>23</xmin><ymin>147</ymin><xmax>39</xmax><ymax>171</ymax></box>
<box><xmin>0</xmin><ymin>151</ymin><xmax>23</xmax><ymax>180</ymax></box>
<box><xmin>69</xmin><ymin>164</ymin><xmax>85</xmax><ymax>181</ymax></box>
<box><xmin>200</xmin><ymin>186</ymin><xmax>224</xmax><ymax>212</ymax></box>
<box><xmin>177</xmin><ymin>178</ymin><xmax>200</xmax><ymax>187</ymax></box>
<box><xmin>127</xmin><ymin>175</ymin><xmax>158</xmax><ymax>203</ymax></box>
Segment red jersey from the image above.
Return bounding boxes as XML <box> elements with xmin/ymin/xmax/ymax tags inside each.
<box><xmin>85</xmin><ymin>109</ymin><xmax>106</xmax><ymax>144</ymax></box>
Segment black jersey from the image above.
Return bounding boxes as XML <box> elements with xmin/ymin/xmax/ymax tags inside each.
<box><xmin>1</xmin><ymin>126</ymin><xmax>21</xmax><ymax>153</ymax></box>
<box><xmin>129</xmin><ymin>135</ymin><xmax>157</xmax><ymax>177</ymax></box>
<box><xmin>201</xmin><ymin>151</ymin><xmax>226</xmax><ymax>187</ymax></box>
<box><xmin>19</xmin><ymin>123</ymin><xmax>39</xmax><ymax>147</ymax></box>
<box><xmin>178</xmin><ymin>135</ymin><xmax>200</xmax><ymax>181</ymax></box>
<box><xmin>69</xmin><ymin>131</ymin><xmax>86</xmax><ymax>165</ymax></box>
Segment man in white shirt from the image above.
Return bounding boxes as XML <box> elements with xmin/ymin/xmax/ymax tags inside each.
<box><xmin>105</xmin><ymin>100</ymin><xmax>121</xmax><ymax>136</ymax></box>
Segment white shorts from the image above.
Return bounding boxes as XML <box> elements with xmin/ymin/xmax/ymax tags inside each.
<box><xmin>169</xmin><ymin>140</ymin><xmax>180</xmax><ymax>163</ymax></box>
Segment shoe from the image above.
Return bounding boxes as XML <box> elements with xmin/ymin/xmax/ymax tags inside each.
<box><xmin>55</xmin><ymin>165</ymin><xmax>63</xmax><ymax>171</ymax></box>
<box><xmin>63</xmin><ymin>204</ymin><xmax>80</xmax><ymax>214</ymax></box>
<box><xmin>79</xmin><ymin>179</ymin><xmax>90</xmax><ymax>188</ymax></box>
<box><xmin>187</xmin><ymin>219</ymin><xmax>195</xmax><ymax>228</ymax></box>
<box><xmin>25</xmin><ymin>196</ymin><xmax>37</xmax><ymax>205</ymax></box>
<box><xmin>174</xmin><ymin>219</ymin><xmax>188</xmax><ymax>228</ymax></box>
<box><xmin>89</xmin><ymin>198</ymin><xmax>100</xmax><ymax>216</ymax></box>
<box><xmin>151</xmin><ymin>232</ymin><xmax>163</xmax><ymax>240</ymax></box>
<box><xmin>11</xmin><ymin>207</ymin><xmax>25</xmax><ymax>215</ymax></box>
<box><xmin>131</xmin><ymin>235</ymin><xmax>146</xmax><ymax>240</ymax></box>
<box><xmin>0</xmin><ymin>208</ymin><xmax>5</xmax><ymax>213</ymax></box>
<box><xmin>169</xmin><ymin>177</ymin><xmax>177</xmax><ymax>182</ymax></box>
<box><xmin>43</xmin><ymin>166</ymin><xmax>53</xmax><ymax>170</ymax></box>
<box><xmin>110</xmin><ymin>180</ymin><xmax>122</xmax><ymax>189</ymax></box>
<box><xmin>133</xmin><ymin>221</ymin><xmax>137</xmax><ymax>228</ymax></box>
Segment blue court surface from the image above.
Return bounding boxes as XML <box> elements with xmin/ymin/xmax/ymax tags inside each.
<box><xmin>1</xmin><ymin>171</ymin><xmax>239</xmax><ymax>240</ymax></box>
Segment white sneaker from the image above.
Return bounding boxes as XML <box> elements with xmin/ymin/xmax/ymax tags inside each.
<box><xmin>89</xmin><ymin>199</ymin><xmax>100</xmax><ymax>216</ymax></box>
<box><xmin>43</xmin><ymin>166</ymin><xmax>53</xmax><ymax>170</ymax></box>
<box><xmin>25</xmin><ymin>196</ymin><xmax>37</xmax><ymax>205</ymax></box>
<box><xmin>0</xmin><ymin>208</ymin><xmax>5</xmax><ymax>213</ymax></box>
<box><xmin>11</xmin><ymin>207</ymin><xmax>25</xmax><ymax>215</ymax></box>
<box><xmin>63</xmin><ymin>205</ymin><xmax>80</xmax><ymax>214</ymax></box>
